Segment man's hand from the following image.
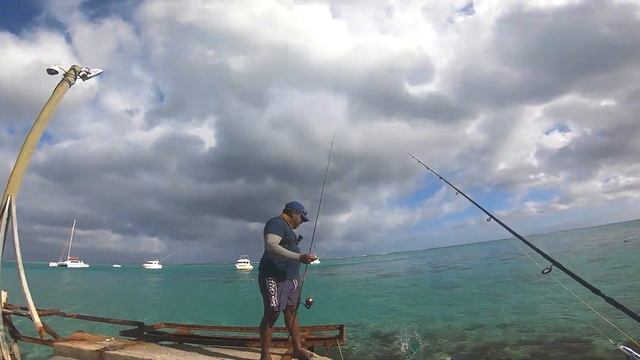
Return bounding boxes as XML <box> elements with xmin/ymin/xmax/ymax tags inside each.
<box><xmin>299</xmin><ymin>253</ymin><xmax>318</xmax><ymax>264</ymax></box>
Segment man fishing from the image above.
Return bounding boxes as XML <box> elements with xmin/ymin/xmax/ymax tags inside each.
<box><xmin>258</xmin><ymin>201</ymin><xmax>318</xmax><ymax>360</ymax></box>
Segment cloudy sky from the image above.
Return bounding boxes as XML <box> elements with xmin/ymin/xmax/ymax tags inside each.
<box><xmin>1</xmin><ymin>0</ymin><xmax>639</xmax><ymax>264</ymax></box>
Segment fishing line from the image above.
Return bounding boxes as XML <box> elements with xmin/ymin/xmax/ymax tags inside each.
<box><xmin>507</xmin><ymin>237</ymin><xmax>640</xmax><ymax>349</ymax></box>
<box><xmin>299</xmin><ymin>133</ymin><xmax>335</xmax><ymax>291</ymax></box>
<box><xmin>306</xmin><ymin>133</ymin><xmax>335</xmax><ymax>260</ymax></box>
<box><xmin>407</xmin><ymin>153</ymin><xmax>640</xmax><ymax>326</ymax></box>
<box><xmin>281</xmin><ymin>134</ymin><xmax>336</xmax><ymax>360</ymax></box>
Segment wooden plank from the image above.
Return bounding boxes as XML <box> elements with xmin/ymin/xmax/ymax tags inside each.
<box><xmin>9</xmin><ymin>197</ymin><xmax>45</xmax><ymax>338</ymax></box>
<box><xmin>53</xmin><ymin>332</ymin><xmax>333</xmax><ymax>360</ymax></box>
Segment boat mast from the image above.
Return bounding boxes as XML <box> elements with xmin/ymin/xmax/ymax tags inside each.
<box><xmin>66</xmin><ymin>219</ymin><xmax>76</xmax><ymax>261</ymax></box>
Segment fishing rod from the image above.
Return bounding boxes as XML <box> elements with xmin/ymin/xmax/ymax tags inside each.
<box><xmin>407</xmin><ymin>153</ymin><xmax>640</xmax><ymax>325</ymax></box>
<box><xmin>280</xmin><ymin>135</ymin><xmax>335</xmax><ymax>360</ymax></box>
<box><xmin>307</xmin><ymin>134</ymin><xmax>335</xmax><ymax>262</ymax></box>
<box><xmin>299</xmin><ymin>133</ymin><xmax>335</xmax><ymax>309</ymax></box>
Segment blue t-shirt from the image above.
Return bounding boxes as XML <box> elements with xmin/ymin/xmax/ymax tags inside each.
<box><xmin>259</xmin><ymin>216</ymin><xmax>301</xmax><ymax>280</ymax></box>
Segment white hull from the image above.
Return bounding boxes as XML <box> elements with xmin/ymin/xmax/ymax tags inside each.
<box><xmin>235</xmin><ymin>256</ymin><xmax>253</xmax><ymax>271</ymax></box>
<box><xmin>48</xmin><ymin>262</ymin><xmax>58</xmax><ymax>267</ymax></box>
<box><xmin>57</xmin><ymin>261</ymin><xmax>89</xmax><ymax>268</ymax></box>
<box><xmin>235</xmin><ymin>263</ymin><xmax>254</xmax><ymax>271</ymax></box>
<box><xmin>143</xmin><ymin>260</ymin><xmax>162</xmax><ymax>269</ymax></box>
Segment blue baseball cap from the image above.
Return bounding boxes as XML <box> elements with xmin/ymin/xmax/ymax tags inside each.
<box><xmin>284</xmin><ymin>201</ymin><xmax>309</xmax><ymax>222</ymax></box>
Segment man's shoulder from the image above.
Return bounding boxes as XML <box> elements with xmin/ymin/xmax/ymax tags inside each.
<box><xmin>265</xmin><ymin>215</ymin><xmax>284</xmax><ymax>227</ymax></box>
<box><xmin>264</xmin><ymin>215</ymin><xmax>286</xmax><ymax>235</ymax></box>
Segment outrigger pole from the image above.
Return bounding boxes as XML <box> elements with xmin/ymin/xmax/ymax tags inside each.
<box><xmin>0</xmin><ymin>65</ymin><xmax>103</xmax><ymax>347</ymax></box>
<box><xmin>407</xmin><ymin>153</ymin><xmax>640</xmax><ymax>325</ymax></box>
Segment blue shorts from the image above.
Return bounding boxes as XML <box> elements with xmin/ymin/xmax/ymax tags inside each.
<box><xmin>259</xmin><ymin>275</ymin><xmax>300</xmax><ymax>312</ymax></box>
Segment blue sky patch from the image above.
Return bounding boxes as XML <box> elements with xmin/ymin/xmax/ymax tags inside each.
<box><xmin>396</xmin><ymin>176</ymin><xmax>441</xmax><ymax>208</ymax></box>
<box><xmin>39</xmin><ymin>130</ymin><xmax>54</xmax><ymax>147</ymax></box>
<box><xmin>7</xmin><ymin>126</ymin><xmax>54</xmax><ymax>148</ymax></box>
<box><xmin>521</xmin><ymin>188</ymin><xmax>558</xmax><ymax>204</ymax></box>
<box><xmin>545</xmin><ymin>123</ymin><xmax>570</xmax><ymax>135</ymax></box>
<box><xmin>80</xmin><ymin>0</ymin><xmax>142</xmax><ymax>25</ymax></box>
<box><xmin>0</xmin><ymin>0</ymin><xmax>41</xmax><ymax>34</ymax></box>
<box><xmin>457</xmin><ymin>2</ymin><xmax>476</xmax><ymax>17</ymax></box>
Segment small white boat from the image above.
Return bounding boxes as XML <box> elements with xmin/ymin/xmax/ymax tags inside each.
<box><xmin>112</xmin><ymin>264</ymin><xmax>122</xmax><ymax>268</ymax></box>
<box><xmin>52</xmin><ymin>220</ymin><xmax>90</xmax><ymax>268</ymax></box>
<box><xmin>235</xmin><ymin>256</ymin><xmax>253</xmax><ymax>271</ymax></box>
<box><xmin>48</xmin><ymin>262</ymin><xmax>58</xmax><ymax>267</ymax></box>
<box><xmin>310</xmin><ymin>258</ymin><xmax>320</xmax><ymax>265</ymax></box>
<box><xmin>143</xmin><ymin>260</ymin><xmax>162</xmax><ymax>270</ymax></box>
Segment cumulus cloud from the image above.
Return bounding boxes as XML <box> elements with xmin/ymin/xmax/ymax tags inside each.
<box><xmin>1</xmin><ymin>0</ymin><xmax>640</xmax><ymax>264</ymax></box>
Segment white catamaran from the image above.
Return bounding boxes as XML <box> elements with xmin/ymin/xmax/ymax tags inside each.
<box><xmin>49</xmin><ymin>219</ymin><xmax>90</xmax><ymax>268</ymax></box>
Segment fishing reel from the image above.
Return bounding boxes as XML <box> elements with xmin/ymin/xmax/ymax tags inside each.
<box><xmin>304</xmin><ymin>297</ymin><xmax>314</xmax><ymax>309</ymax></box>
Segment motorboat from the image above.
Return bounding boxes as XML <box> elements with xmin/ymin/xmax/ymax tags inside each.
<box><xmin>235</xmin><ymin>256</ymin><xmax>253</xmax><ymax>271</ymax></box>
<box><xmin>51</xmin><ymin>220</ymin><xmax>90</xmax><ymax>268</ymax></box>
<box><xmin>310</xmin><ymin>258</ymin><xmax>320</xmax><ymax>265</ymax></box>
<box><xmin>112</xmin><ymin>264</ymin><xmax>122</xmax><ymax>268</ymax></box>
<box><xmin>143</xmin><ymin>260</ymin><xmax>162</xmax><ymax>270</ymax></box>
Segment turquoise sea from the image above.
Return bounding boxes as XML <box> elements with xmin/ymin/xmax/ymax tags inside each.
<box><xmin>2</xmin><ymin>219</ymin><xmax>640</xmax><ymax>359</ymax></box>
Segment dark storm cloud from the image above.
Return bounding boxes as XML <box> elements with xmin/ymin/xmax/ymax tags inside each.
<box><xmin>2</xmin><ymin>1</ymin><xmax>640</xmax><ymax>264</ymax></box>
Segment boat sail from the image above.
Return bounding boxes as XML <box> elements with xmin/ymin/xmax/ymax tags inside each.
<box><xmin>49</xmin><ymin>220</ymin><xmax>89</xmax><ymax>268</ymax></box>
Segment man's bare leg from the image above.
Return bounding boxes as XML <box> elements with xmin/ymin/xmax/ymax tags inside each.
<box><xmin>260</xmin><ymin>309</ymin><xmax>279</xmax><ymax>360</ymax></box>
<box><xmin>284</xmin><ymin>305</ymin><xmax>313</xmax><ymax>360</ymax></box>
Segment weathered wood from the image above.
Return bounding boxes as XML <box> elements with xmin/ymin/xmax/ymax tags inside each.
<box><xmin>9</xmin><ymin>197</ymin><xmax>45</xmax><ymax>338</ymax></box>
<box><xmin>0</xmin><ymin>290</ymin><xmax>11</xmax><ymax>360</ymax></box>
<box><xmin>42</xmin><ymin>322</ymin><xmax>61</xmax><ymax>340</ymax></box>
<box><xmin>121</xmin><ymin>329</ymin><xmax>342</xmax><ymax>348</ymax></box>
<box><xmin>148</xmin><ymin>322</ymin><xmax>343</xmax><ymax>333</ymax></box>
<box><xmin>58</xmin><ymin>313</ymin><xmax>145</xmax><ymax>327</ymax></box>
<box><xmin>0</xmin><ymin>204</ymin><xmax>11</xmax><ymax>360</ymax></box>
<box><xmin>1</xmin><ymin>302</ymin><xmax>344</xmax><ymax>358</ymax></box>
<box><xmin>53</xmin><ymin>331</ymin><xmax>333</xmax><ymax>360</ymax></box>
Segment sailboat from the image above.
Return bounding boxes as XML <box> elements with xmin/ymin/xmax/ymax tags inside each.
<box><xmin>50</xmin><ymin>220</ymin><xmax>90</xmax><ymax>268</ymax></box>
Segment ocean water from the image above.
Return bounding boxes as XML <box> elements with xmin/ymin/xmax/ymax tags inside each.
<box><xmin>2</xmin><ymin>219</ymin><xmax>640</xmax><ymax>359</ymax></box>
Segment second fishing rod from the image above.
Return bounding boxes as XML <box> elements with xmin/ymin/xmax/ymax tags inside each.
<box><xmin>407</xmin><ymin>153</ymin><xmax>640</xmax><ymax>325</ymax></box>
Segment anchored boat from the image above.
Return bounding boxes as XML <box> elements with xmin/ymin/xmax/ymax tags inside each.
<box><xmin>234</xmin><ymin>255</ymin><xmax>253</xmax><ymax>271</ymax></box>
<box><xmin>50</xmin><ymin>220</ymin><xmax>89</xmax><ymax>268</ymax></box>
<box><xmin>142</xmin><ymin>260</ymin><xmax>162</xmax><ymax>270</ymax></box>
